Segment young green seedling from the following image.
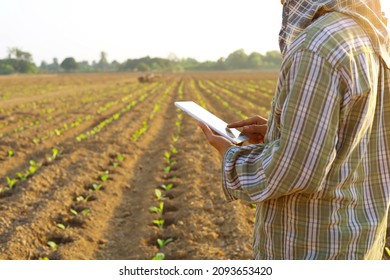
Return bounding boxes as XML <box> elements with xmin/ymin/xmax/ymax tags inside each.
<box><xmin>100</xmin><ymin>171</ymin><xmax>109</xmax><ymax>182</ymax></box>
<box><xmin>76</xmin><ymin>194</ymin><xmax>91</xmax><ymax>202</ymax></box>
<box><xmin>47</xmin><ymin>241</ymin><xmax>58</xmax><ymax>250</ymax></box>
<box><xmin>70</xmin><ymin>208</ymin><xmax>90</xmax><ymax>215</ymax></box>
<box><xmin>163</xmin><ymin>166</ymin><xmax>171</xmax><ymax>173</ymax></box>
<box><xmin>157</xmin><ymin>238</ymin><xmax>173</xmax><ymax>248</ymax></box>
<box><xmin>152</xmin><ymin>252</ymin><xmax>165</xmax><ymax>260</ymax></box>
<box><xmin>171</xmin><ymin>136</ymin><xmax>179</xmax><ymax>143</ymax></box>
<box><xmin>28</xmin><ymin>160</ymin><xmax>42</xmax><ymax>175</ymax></box>
<box><xmin>116</xmin><ymin>153</ymin><xmax>125</xmax><ymax>161</ymax></box>
<box><xmin>153</xmin><ymin>219</ymin><xmax>165</xmax><ymax>229</ymax></box>
<box><xmin>164</xmin><ymin>151</ymin><xmax>171</xmax><ymax>163</ymax></box>
<box><xmin>160</xmin><ymin>183</ymin><xmax>173</xmax><ymax>191</ymax></box>
<box><xmin>7</xmin><ymin>150</ymin><xmax>14</xmax><ymax>157</ymax></box>
<box><xmin>112</xmin><ymin>153</ymin><xmax>125</xmax><ymax>167</ymax></box>
<box><xmin>6</xmin><ymin>177</ymin><xmax>17</xmax><ymax>190</ymax></box>
<box><xmin>81</xmin><ymin>209</ymin><xmax>90</xmax><ymax>215</ymax></box>
<box><xmin>155</xmin><ymin>189</ymin><xmax>165</xmax><ymax>201</ymax></box>
<box><xmin>149</xmin><ymin>202</ymin><xmax>164</xmax><ymax>214</ymax></box>
<box><xmin>50</xmin><ymin>147</ymin><xmax>61</xmax><ymax>160</ymax></box>
<box><xmin>91</xmin><ymin>183</ymin><xmax>103</xmax><ymax>191</ymax></box>
<box><xmin>16</xmin><ymin>171</ymin><xmax>29</xmax><ymax>181</ymax></box>
<box><xmin>56</xmin><ymin>223</ymin><xmax>66</xmax><ymax>230</ymax></box>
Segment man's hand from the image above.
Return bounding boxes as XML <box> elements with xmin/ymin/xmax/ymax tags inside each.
<box><xmin>227</xmin><ymin>115</ymin><xmax>268</xmax><ymax>144</ymax></box>
<box><xmin>198</xmin><ymin>122</ymin><xmax>234</xmax><ymax>157</ymax></box>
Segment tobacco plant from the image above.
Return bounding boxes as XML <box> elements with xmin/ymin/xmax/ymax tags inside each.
<box><xmin>6</xmin><ymin>177</ymin><xmax>17</xmax><ymax>190</ymax></box>
<box><xmin>149</xmin><ymin>202</ymin><xmax>164</xmax><ymax>215</ymax></box>
<box><xmin>160</xmin><ymin>183</ymin><xmax>173</xmax><ymax>191</ymax></box>
<box><xmin>153</xmin><ymin>219</ymin><xmax>165</xmax><ymax>229</ymax></box>
<box><xmin>157</xmin><ymin>238</ymin><xmax>173</xmax><ymax>249</ymax></box>
<box><xmin>47</xmin><ymin>241</ymin><xmax>58</xmax><ymax>250</ymax></box>
<box><xmin>100</xmin><ymin>171</ymin><xmax>109</xmax><ymax>182</ymax></box>
<box><xmin>152</xmin><ymin>252</ymin><xmax>165</xmax><ymax>260</ymax></box>
<box><xmin>155</xmin><ymin>189</ymin><xmax>165</xmax><ymax>201</ymax></box>
<box><xmin>7</xmin><ymin>150</ymin><xmax>14</xmax><ymax>157</ymax></box>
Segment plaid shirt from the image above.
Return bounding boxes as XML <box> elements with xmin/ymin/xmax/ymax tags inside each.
<box><xmin>222</xmin><ymin>12</ymin><xmax>390</xmax><ymax>259</ymax></box>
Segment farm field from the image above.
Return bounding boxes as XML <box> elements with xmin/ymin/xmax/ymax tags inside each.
<box><xmin>0</xmin><ymin>72</ymin><xmax>389</xmax><ymax>260</ymax></box>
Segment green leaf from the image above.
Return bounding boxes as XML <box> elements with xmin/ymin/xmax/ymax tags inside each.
<box><xmin>92</xmin><ymin>183</ymin><xmax>103</xmax><ymax>191</ymax></box>
<box><xmin>56</xmin><ymin>223</ymin><xmax>66</xmax><ymax>230</ymax></box>
<box><xmin>7</xmin><ymin>150</ymin><xmax>14</xmax><ymax>157</ymax></box>
<box><xmin>116</xmin><ymin>153</ymin><xmax>125</xmax><ymax>161</ymax></box>
<box><xmin>157</xmin><ymin>239</ymin><xmax>164</xmax><ymax>248</ymax></box>
<box><xmin>81</xmin><ymin>209</ymin><xmax>90</xmax><ymax>215</ymax></box>
<box><xmin>70</xmin><ymin>209</ymin><xmax>78</xmax><ymax>216</ymax></box>
<box><xmin>100</xmin><ymin>171</ymin><xmax>109</xmax><ymax>182</ymax></box>
<box><xmin>152</xmin><ymin>252</ymin><xmax>165</xmax><ymax>260</ymax></box>
<box><xmin>160</xmin><ymin>183</ymin><xmax>173</xmax><ymax>191</ymax></box>
<box><xmin>157</xmin><ymin>238</ymin><xmax>173</xmax><ymax>248</ymax></box>
<box><xmin>155</xmin><ymin>189</ymin><xmax>164</xmax><ymax>201</ymax></box>
<box><xmin>47</xmin><ymin>241</ymin><xmax>58</xmax><ymax>250</ymax></box>
<box><xmin>153</xmin><ymin>219</ymin><xmax>164</xmax><ymax>229</ymax></box>
<box><xmin>6</xmin><ymin>177</ymin><xmax>17</xmax><ymax>189</ymax></box>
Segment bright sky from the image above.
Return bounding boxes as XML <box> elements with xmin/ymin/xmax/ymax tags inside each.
<box><xmin>1</xmin><ymin>0</ymin><xmax>390</xmax><ymax>64</ymax></box>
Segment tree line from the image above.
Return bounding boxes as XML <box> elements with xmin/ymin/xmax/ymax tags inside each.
<box><xmin>0</xmin><ymin>48</ymin><xmax>282</xmax><ymax>75</ymax></box>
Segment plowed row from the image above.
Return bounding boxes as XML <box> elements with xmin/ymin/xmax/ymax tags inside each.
<box><xmin>0</xmin><ymin>72</ymin><xmax>388</xmax><ymax>260</ymax></box>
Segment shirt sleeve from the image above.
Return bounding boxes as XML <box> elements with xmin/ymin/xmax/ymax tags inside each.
<box><xmin>222</xmin><ymin>50</ymin><xmax>342</xmax><ymax>203</ymax></box>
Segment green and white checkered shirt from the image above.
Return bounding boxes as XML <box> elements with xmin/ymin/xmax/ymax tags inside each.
<box><xmin>222</xmin><ymin>12</ymin><xmax>390</xmax><ymax>259</ymax></box>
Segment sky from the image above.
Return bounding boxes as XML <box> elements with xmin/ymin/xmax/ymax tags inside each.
<box><xmin>1</xmin><ymin>0</ymin><xmax>390</xmax><ymax>65</ymax></box>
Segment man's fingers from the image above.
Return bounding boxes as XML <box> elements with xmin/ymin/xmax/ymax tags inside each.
<box><xmin>198</xmin><ymin>122</ymin><xmax>216</xmax><ymax>140</ymax></box>
<box><xmin>242</xmin><ymin>124</ymin><xmax>267</xmax><ymax>134</ymax></box>
<box><xmin>227</xmin><ymin>115</ymin><xmax>267</xmax><ymax>128</ymax></box>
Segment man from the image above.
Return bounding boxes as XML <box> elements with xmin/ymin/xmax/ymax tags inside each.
<box><xmin>199</xmin><ymin>0</ymin><xmax>390</xmax><ymax>259</ymax></box>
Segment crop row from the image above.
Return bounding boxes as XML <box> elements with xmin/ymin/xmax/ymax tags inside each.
<box><xmin>150</xmin><ymin>80</ymin><xmax>184</xmax><ymax>260</ymax></box>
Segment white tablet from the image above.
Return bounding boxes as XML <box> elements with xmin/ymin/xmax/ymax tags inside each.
<box><xmin>174</xmin><ymin>101</ymin><xmax>248</xmax><ymax>144</ymax></box>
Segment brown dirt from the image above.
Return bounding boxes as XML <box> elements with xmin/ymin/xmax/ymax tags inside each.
<box><xmin>0</xmin><ymin>72</ymin><xmax>388</xmax><ymax>260</ymax></box>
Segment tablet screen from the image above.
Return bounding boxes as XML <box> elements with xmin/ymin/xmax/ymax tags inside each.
<box><xmin>174</xmin><ymin>101</ymin><xmax>248</xmax><ymax>144</ymax></box>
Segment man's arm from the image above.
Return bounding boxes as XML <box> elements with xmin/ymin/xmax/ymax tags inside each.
<box><xmin>222</xmin><ymin>49</ymin><xmax>342</xmax><ymax>203</ymax></box>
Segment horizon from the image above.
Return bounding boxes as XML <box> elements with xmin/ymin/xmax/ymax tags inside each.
<box><xmin>1</xmin><ymin>0</ymin><xmax>390</xmax><ymax>65</ymax></box>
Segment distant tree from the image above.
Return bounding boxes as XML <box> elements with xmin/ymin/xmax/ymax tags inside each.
<box><xmin>78</xmin><ymin>61</ymin><xmax>94</xmax><ymax>72</ymax></box>
<box><xmin>264</xmin><ymin>51</ymin><xmax>282</xmax><ymax>68</ymax></box>
<box><xmin>97</xmin><ymin>51</ymin><xmax>109</xmax><ymax>71</ymax></box>
<box><xmin>40</xmin><ymin>61</ymin><xmax>48</xmax><ymax>71</ymax></box>
<box><xmin>225</xmin><ymin>49</ymin><xmax>248</xmax><ymax>69</ymax></box>
<box><xmin>5</xmin><ymin>47</ymin><xmax>37</xmax><ymax>73</ymax></box>
<box><xmin>0</xmin><ymin>60</ymin><xmax>15</xmax><ymax>74</ymax></box>
<box><xmin>247</xmin><ymin>52</ymin><xmax>264</xmax><ymax>69</ymax></box>
<box><xmin>216</xmin><ymin>57</ymin><xmax>226</xmax><ymax>70</ymax></box>
<box><xmin>137</xmin><ymin>62</ymin><xmax>150</xmax><ymax>72</ymax></box>
<box><xmin>60</xmin><ymin>57</ymin><xmax>79</xmax><ymax>72</ymax></box>
<box><xmin>46</xmin><ymin>58</ymin><xmax>61</xmax><ymax>72</ymax></box>
<box><xmin>110</xmin><ymin>60</ymin><xmax>120</xmax><ymax>71</ymax></box>
<box><xmin>8</xmin><ymin>47</ymin><xmax>33</xmax><ymax>62</ymax></box>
